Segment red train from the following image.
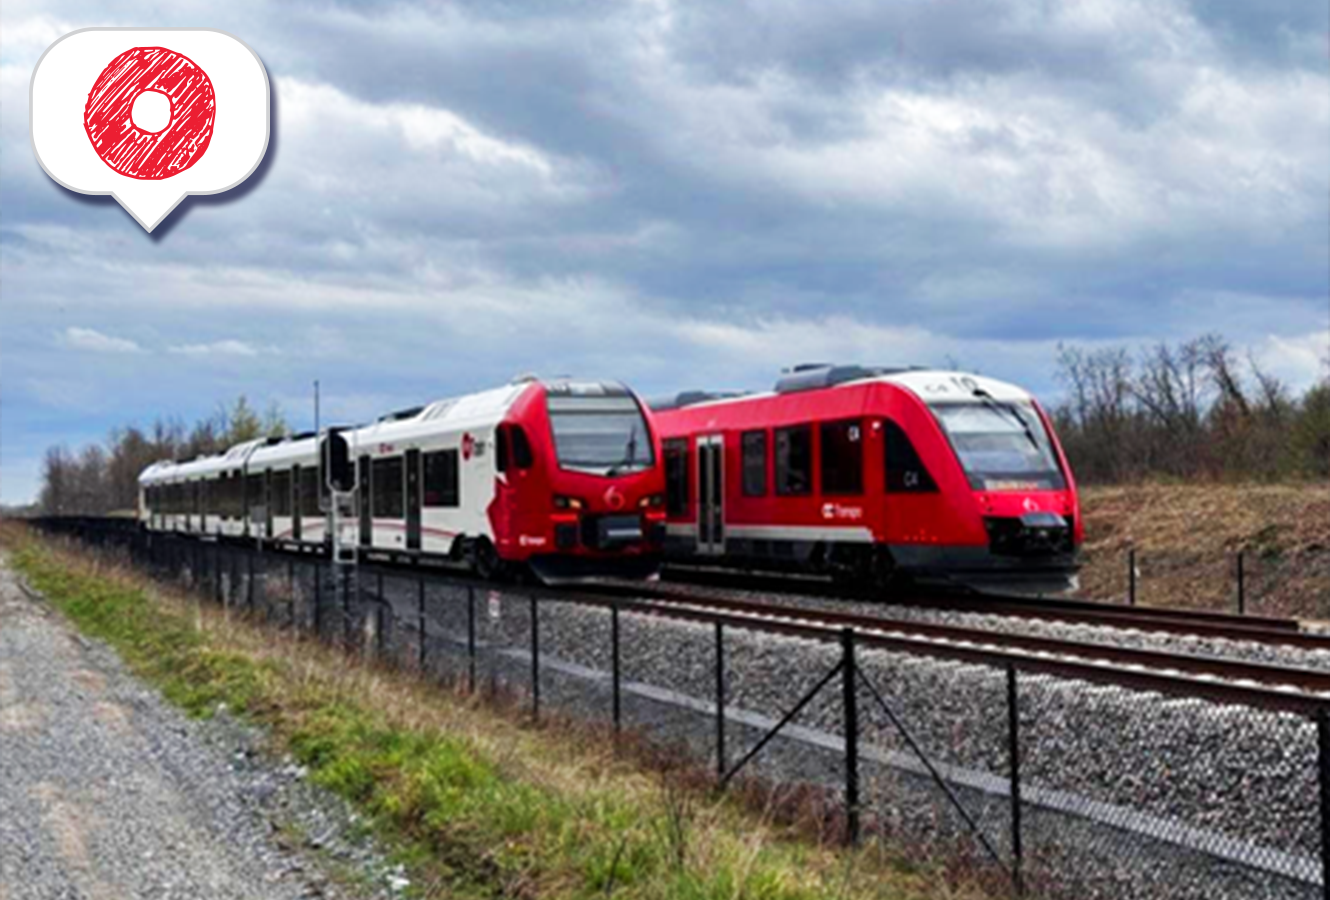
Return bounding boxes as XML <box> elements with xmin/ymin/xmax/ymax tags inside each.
<box><xmin>651</xmin><ymin>365</ymin><xmax>1082</xmax><ymax>592</ymax></box>
<box><xmin>141</xmin><ymin>377</ymin><xmax>666</xmax><ymax>583</ymax></box>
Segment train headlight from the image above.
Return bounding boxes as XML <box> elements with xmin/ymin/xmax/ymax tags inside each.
<box><xmin>553</xmin><ymin>495</ymin><xmax>585</xmax><ymax>510</ymax></box>
<box><xmin>638</xmin><ymin>493</ymin><xmax>664</xmax><ymax>509</ymax></box>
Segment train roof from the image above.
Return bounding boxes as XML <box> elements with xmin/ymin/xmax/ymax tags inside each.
<box><xmin>649</xmin><ymin>365</ymin><xmax>1035</xmax><ymax>413</ymax></box>
<box><xmin>140</xmin><ymin>376</ymin><xmax>637</xmax><ymax>484</ymax></box>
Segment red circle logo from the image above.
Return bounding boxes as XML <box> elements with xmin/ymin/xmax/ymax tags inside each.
<box><xmin>604</xmin><ymin>486</ymin><xmax>625</xmax><ymax>511</ymax></box>
<box><xmin>84</xmin><ymin>47</ymin><xmax>216</xmax><ymax>180</ymax></box>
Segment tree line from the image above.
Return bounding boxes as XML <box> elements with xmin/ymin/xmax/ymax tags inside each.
<box><xmin>1051</xmin><ymin>333</ymin><xmax>1330</xmax><ymax>483</ymax></box>
<box><xmin>37</xmin><ymin>396</ymin><xmax>288</xmax><ymax>516</ymax></box>
<box><xmin>27</xmin><ymin>332</ymin><xmax>1330</xmax><ymax>514</ymax></box>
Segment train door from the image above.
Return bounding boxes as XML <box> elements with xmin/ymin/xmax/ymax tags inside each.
<box><xmin>405</xmin><ymin>449</ymin><xmax>421</xmax><ymax>551</ymax></box>
<box><xmin>696</xmin><ymin>434</ymin><xmax>725</xmax><ymax>555</ymax></box>
<box><xmin>358</xmin><ymin>454</ymin><xmax>372</xmax><ymax>547</ymax></box>
<box><xmin>292</xmin><ymin>464</ymin><xmax>303</xmax><ymax>541</ymax></box>
<box><xmin>264</xmin><ymin>469</ymin><xmax>274</xmax><ymax>540</ymax></box>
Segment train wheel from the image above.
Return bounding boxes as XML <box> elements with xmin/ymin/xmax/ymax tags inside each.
<box><xmin>869</xmin><ymin>548</ymin><xmax>905</xmax><ymax>596</ymax></box>
<box><xmin>469</xmin><ymin>538</ymin><xmax>508</xmax><ymax>582</ymax></box>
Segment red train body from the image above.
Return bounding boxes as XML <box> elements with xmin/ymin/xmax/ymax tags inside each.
<box><xmin>651</xmin><ymin>366</ymin><xmax>1083</xmax><ymax>592</ymax></box>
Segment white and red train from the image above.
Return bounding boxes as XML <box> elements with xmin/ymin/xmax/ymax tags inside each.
<box><xmin>651</xmin><ymin>365</ymin><xmax>1082</xmax><ymax>592</ymax></box>
<box><xmin>139</xmin><ymin>364</ymin><xmax>1082</xmax><ymax>592</ymax></box>
<box><xmin>139</xmin><ymin>377</ymin><xmax>666</xmax><ymax>583</ymax></box>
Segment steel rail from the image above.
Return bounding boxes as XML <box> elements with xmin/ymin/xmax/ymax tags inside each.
<box><xmin>599</xmin><ymin>587</ymin><xmax>1330</xmax><ymax>694</ymax></box>
<box><xmin>656</xmin><ymin>565</ymin><xmax>1330</xmax><ymax>647</ymax></box>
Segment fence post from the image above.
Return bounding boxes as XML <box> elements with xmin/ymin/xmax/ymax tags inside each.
<box><xmin>530</xmin><ymin>594</ymin><xmax>540</xmax><ymax>721</ymax></box>
<box><xmin>417</xmin><ymin>577</ymin><xmax>427</xmax><ymax>672</ymax></box>
<box><xmin>1319</xmin><ymin>709</ymin><xmax>1330</xmax><ymax>900</ymax></box>
<box><xmin>715</xmin><ymin>621</ymin><xmax>726</xmax><ymax>782</ymax></box>
<box><xmin>342</xmin><ymin>568</ymin><xmax>352</xmax><ymax>647</ymax></box>
<box><xmin>312</xmin><ymin>561</ymin><xmax>322</xmax><ymax>638</ymax></box>
<box><xmin>289</xmin><ymin>560</ymin><xmax>296</xmax><ymax>630</ymax></box>
<box><xmin>467</xmin><ymin>586</ymin><xmax>477</xmax><ymax>694</ymax></box>
<box><xmin>611</xmin><ymin>604</ymin><xmax>622</xmax><ymax>736</ymax></box>
<box><xmin>1236</xmin><ymin>550</ymin><xmax>1246</xmax><ymax>616</ymax></box>
<box><xmin>1127</xmin><ymin>547</ymin><xmax>1137</xmax><ymax>607</ymax></box>
<box><xmin>1007</xmin><ymin>664</ymin><xmax>1025</xmax><ymax>896</ymax></box>
<box><xmin>247</xmin><ymin>551</ymin><xmax>255</xmax><ymax>611</ymax></box>
<box><xmin>841</xmin><ymin>628</ymin><xmax>859</xmax><ymax>846</ymax></box>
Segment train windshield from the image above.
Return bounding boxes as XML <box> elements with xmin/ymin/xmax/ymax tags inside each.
<box><xmin>930</xmin><ymin>401</ymin><xmax>1065</xmax><ymax>491</ymax></box>
<box><xmin>547</xmin><ymin>395</ymin><xmax>655</xmax><ymax>474</ymax></box>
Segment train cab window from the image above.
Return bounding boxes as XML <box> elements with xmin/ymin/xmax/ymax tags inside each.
<box><xmin>272</xmin><ymin>470</ymin><xmax>292</xmax><ymax>517</ymax></box>
<box><xmin>820</xmin><ymin>420</ymin><xmax>864</xmax><ymax>495</ymax></box>
<box><xmin>495</xmin><ymin>426</ymin><xmax>509</xmax><ymax>473</ymax></box>
<box><xmin>884</xmin><ymin>420</ymin><xmax>938</xmax><ymax>493</ymax></box>
<box><xmin>423</xmin><ymin>449</ymin><xmax>460</xmax><ymax>508</ymax></box>
<box><xmin>663</xmin><ymin>438</ymin><xmax>690</xmax><ymax>515</ymax></box>
<box><xmin>511</xmin><ymin>426</ymin><xmax>534</xmax><ymax>469</ymax></box>
<box><xmin>246</xmin><ymin>474</ymin><xmax>264</xmax><ymax>514</ymax></box>
<box><xmin>774</xmin><ymin>425</ymin><xmax>812</xmax><ymax>496</ymax></box>
<box><xmin>372</xmin><ymin>456</ymin><xmax>405</xmax><ymax>518</ymax></box>
<box><xmin>299</xmin><ymin>467</ymin><xmax>321</xmax><ymax>516</ymax></box>
<box><xmin>741</xmin><ymin>430</ymin><xmax>768</xmax><ymax>497</ymax></box>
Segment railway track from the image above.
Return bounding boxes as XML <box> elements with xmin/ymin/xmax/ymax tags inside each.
<box><xmin>574</xmin><ymin>581</ymin><xmax>1330</xmax><ymax>697</ymax></box>
<box><xmin>656</xmin><ymin>564</ymin><xmax>1330</xmax><ymax>648</ymax></box>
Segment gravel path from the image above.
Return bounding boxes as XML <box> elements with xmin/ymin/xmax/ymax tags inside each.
<box><xmin>0</xmin><ymin>555</ymin><xmax>401</xmax><ymax>900</ymax></box>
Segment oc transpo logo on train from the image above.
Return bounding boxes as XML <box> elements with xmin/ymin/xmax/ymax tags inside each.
<box><xmin>821</xmin><ymin>503</ymin><xmax>863</xmax><ymax>521</ymax></box>
<box><xmin>30</xmin><ymin>28</ymin><xmax>269</xmax><ymax>232</ymax></box>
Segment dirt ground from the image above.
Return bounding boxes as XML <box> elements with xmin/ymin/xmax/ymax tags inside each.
<box><xmin>1075</xmin><ymin>483</ymin><xmax>1330</xmax><ymax>619</ymax></box>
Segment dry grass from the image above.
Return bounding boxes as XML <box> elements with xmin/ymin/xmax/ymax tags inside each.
<box><xmin>2</xmin><ymin>524</ymin><xmax>993</xmax><ymax>900</ymax></box>
<box><xmin>1077</xmin><ymin>483</ymin><xmax>1330</xmax><ymax>618</ymax></box>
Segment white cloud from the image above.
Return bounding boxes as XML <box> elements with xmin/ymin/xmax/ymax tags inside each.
<box><xmin>1252</xmin><ymin>330</ymin><xmax>1330</xmax><ymax>392</ymax></box>
<box><xmin>59</xmin><ymin>326</ymin><xmax>142</xmax><ymax>353</ymax></box>
<box><xmin>168</xmin><ymin>339</ymin><xmax>261</xmax><ymax>357</ymax></box>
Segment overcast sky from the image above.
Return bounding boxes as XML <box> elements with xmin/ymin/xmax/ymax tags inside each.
<box><xmin>2</xmin><ymin>0</ymin><xmax>1328</xmax><ymax>504</ymax></box>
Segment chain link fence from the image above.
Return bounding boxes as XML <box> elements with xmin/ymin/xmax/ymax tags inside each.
<box><xmin>27</xmin><ymin>519</ymin><xmax>1330</xmax><ymax>900</ymax></box>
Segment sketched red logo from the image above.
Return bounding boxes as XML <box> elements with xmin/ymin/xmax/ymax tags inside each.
<box><xmin>84</xmin><ymin>47</ymin><xmax>216</xmax><ymax>180</ymax></box>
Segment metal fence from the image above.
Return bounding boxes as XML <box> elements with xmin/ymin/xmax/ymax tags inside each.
<box><xmin>29</xmin><ymin>518</ymin><xmax>1330</xmax><ymax>900</ymax></box>
<box><xmin>1079</xmin><ymin>545</ymin><xmax>1330</xmax><ymax>620</ymax></box>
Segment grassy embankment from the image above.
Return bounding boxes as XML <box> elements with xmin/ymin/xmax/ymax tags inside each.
<box><xmin>1077</xmin><ymin>483</ymin><xmax>1330</xmax><ymax>617</ymax></box>
<box><xmin>2</xmin><ymin>527</ymin><xmax>985</xmax><ymax>900</ymax></box>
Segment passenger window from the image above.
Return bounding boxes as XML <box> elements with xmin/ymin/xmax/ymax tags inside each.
<box><xmin>246</xmin><ymin>474</ymin><xmax>264</xmax><ymax>512</ymax></box>
<box><xmin>774</xmin><ymin>425</ymin><xmax>812</xmax><ymax>496</ymax></box>
<box><xmin>741</xmin><ymin>430</ymin><xmax>768</xmax><ymax>497</ymax></box>
<box><xmin>299</xmin><ymin>467</ymin><xmax>321</xmax><ymax>516</ymax></box>
<box><xmin>372</xmin><ymin>456</ymin><xmax>406</xmax><ymax>518</ymax></box>
<box><xmin>423</xmin><ymin>449</ymin><xmax>460</xmax><ymax>508</ymax></box>
<box><xmin>884</xmin><ymin>420</ymin><xmax>938</xmax><ymax>493</ymax></box>
<box><xmin>272</xmin><ymin>470</ymin><xmax>292</xmax><ymax>516</ymax></box>
<box><xmin>663</xmin><ymin>438</ymin><xmax>690</xmax><ymax>515</ymax></box>
<box><xmin>820</xmin><ymin>419</ymin><xmax>863</xmax><ymax>495</ymax></box>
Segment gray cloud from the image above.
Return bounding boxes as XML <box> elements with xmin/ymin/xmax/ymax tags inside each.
<box><xmin>1</xmin><ymin>0</ymin><xmax>1327</xmax><ymax>502</ymax></box>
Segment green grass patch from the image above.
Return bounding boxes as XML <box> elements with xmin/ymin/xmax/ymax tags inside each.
<box><xmin>7</xmin><ymin>536</ymin><xmax>978</xmax><ymax>900</ymax></box>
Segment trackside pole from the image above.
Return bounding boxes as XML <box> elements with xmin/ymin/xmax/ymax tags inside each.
<box><xmin>1128</xmin><ymin>547</ymin><xmax>1137</xmax><ymax>607</ymax></box>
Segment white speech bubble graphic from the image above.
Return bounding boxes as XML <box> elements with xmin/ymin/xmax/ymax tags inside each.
<box><xmin>31</xmin><ymin>28</ymin><xmax>270</xmax><ymax>233</ymax></box>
